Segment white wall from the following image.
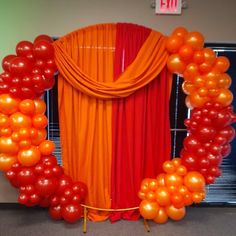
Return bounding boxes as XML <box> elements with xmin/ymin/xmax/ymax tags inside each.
<box><xmin>0</xmin><ymin>0</ymin><xmax>236</xmax><ymax>202</ymax></box>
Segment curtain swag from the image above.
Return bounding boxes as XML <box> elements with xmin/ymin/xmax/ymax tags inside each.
<box><xmin>53</xmin><ymin>31</ymin><xmax>168</xmax><ymax>99</ymax></box>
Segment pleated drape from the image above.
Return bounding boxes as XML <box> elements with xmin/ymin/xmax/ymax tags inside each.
<box><xmin>110</xmin><ymin>23</ymin><xmax>171</xmax><ymax>222</ymax></box>
<box><xmin>57</xmin><ymin>24</ymin><xmax>116</xmax><ymax>221</ymax></box>
<box><xmin>55</xmin><ymin>23</ymin><xmax>171</xmax><ymax>222</ymax></box>
<box><xmin>53</xmin><ymin>28</ymin><xmax>168</xmax><ymax>99</ymax></box>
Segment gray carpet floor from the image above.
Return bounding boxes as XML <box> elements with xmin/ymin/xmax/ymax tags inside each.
<box><xmin>0</xmin><ymin>206</ymin><xmax>236</xmax><ymax>236</ymax></box>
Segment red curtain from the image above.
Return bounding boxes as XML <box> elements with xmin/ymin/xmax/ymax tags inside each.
<box><xmin>110</xmin><ymin>23</ymin><xmax>171</xmax><ymax>222</ymax></box>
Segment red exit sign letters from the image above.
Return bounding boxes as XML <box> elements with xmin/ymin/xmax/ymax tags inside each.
<box><xmin>156</xmin><ymin>0</ymin><xmax>182</xmax><ymax>14</ymax></box>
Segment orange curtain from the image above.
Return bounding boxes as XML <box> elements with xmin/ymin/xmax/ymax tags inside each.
<box><xmin>57</xmin><ymin>24</ymin><xmax>116</xmax><ymax>221</ymax></box>
<box><xmin>53</xmin><ymin>29</ymin><xmax>168</xmax><ymax>99</ymax></box>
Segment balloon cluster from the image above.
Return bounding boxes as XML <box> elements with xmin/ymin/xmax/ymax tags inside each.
<box><xmin>0</xmin><ymin>35</ymin><xmax>57</xmax><ymax>99</ymax></box>
<box><xmin>138</xmin><ymin>158</ymin><xmax>205</xmax><ymax>224</ymax></box>
<box><xmin>0</xmin><ymin>35</ymin><xmax>88</xmax><ymax>223</ymax></box>
<box><xmin>182</xmin><ymin>102</ymin><xmax>235</xmax><ymax>184</ymax></box>
<box><xmin>0</xmin><ymin>94</ymin><xmax>88</xmax><ymax>223</ymax></box>
<box><xmin>166</xmin><ymin>27</ymin><xmax>233</xmax><ymax>108</ymax></box>
<box><xmin>5</xmin><ymin>158</ymin><xmax>87</xmax><ymax>223</ymax></box>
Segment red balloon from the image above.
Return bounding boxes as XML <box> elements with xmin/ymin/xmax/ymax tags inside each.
<box><xmin>18</xmin><ymin>193</ymin><xmax>29</xmax><ymax>205</ymax></box>
<box><xmin>183</xmin><ymin>135</ymin><xmax>201</xmax><ymax>152</ymax></box>
<box><xmin>181</xmin><ymin>151</ymin><xmax>198</xmax><ymax>171</ymax></box>
<box><xmin>221</xmin><ymin>144</ymin><xmax>231</xmax><ymax>157</ymax></box>
<box><xmin>218</xmin><ymin>126</ymin><xmax>235</xmax><ymax>142</ymax></box>
<box><xmin>61</xmin><ymin>204</ymin><xmax>82</xmax><ymax>223</ymax></box>
<box><xmin>50</xmin><ymin>196</ymin><xmax>60</xmax><ymax>207</ymax></box>
<box><xmin>40</xmin><ymin>155</ymin><xmax>58</xmax><ymax>167</ymax></box>
<box><xmin>72</xmin><ymin>181</ymin><xmax>88</xmax><ymax>201</ymax></box>
<box><xmin>35</xmin><ymin>177</ymin><xmax>58</xmax><ymax>197</ymax></box>
<box><xmin>56</xmin><ymin>175</ymin><xmax>73</xmax><ymax>195</ymax></box>
<box><xmin>33</xmin><ymin>40</ymin><xmax>54</xmax><ymax>60</ymax></box>
<box><xmin>51</xmin><ymin>165</ymin><xmax>63</xmax><ymax>177</ymax></box>
<box><xmin>194</xmin><ymin>125</ymin><xmax>216</xmax><ymax>142</ymax></box>
<box><xmin>16</xmin><ymin>41</ymin><xmax>34</xmax><ymax>58</ymax></box>
<box><xmin>49</xmin><ymin>205</ymin><xmax>63</xmax><ymax>220</ymax></box>
<box><xmin>17</xmin><ymin>167</ymin><xmax>37</xmax><ymax>186</ymax></box>
<box><xmin>9</xmin><ymin>57</ymin><xmax>32</xmax><ymax>76</ymax></box>
<box><xmin>0</xmin><ymin>83</ymin><xmax>10</xmax><ymax>94</ymax></box>
<box><xmin>2</xmin><ymin>55</ymin><xmax>17</xmax><ymax>72</ymax></box>
<box><xmin>34</xmin><ymin>35</ymin><xmax>54</xmax><ymax>43</ymax></box>
<box><xmin>29</xmin><ymin>193</ymin><xmax>41</xmax><ymax>205</ymax></box>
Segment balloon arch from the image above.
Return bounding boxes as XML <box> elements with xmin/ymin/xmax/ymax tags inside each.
<box><xmin>0</xmin><ymin>27</ymin><xmax>235</xmax><ymax>228</ymax></box>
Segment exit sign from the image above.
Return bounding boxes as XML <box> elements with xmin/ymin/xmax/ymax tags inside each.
<box><xmin>156</xmin><ymin>0</ymin><xmax>182</xmax><ymax>14</ymax></box>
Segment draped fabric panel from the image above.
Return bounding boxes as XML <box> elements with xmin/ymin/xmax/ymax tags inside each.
<box><xmin>57</xmin><ymin>24</ymin><xmax>116</xmax><ymax>221</ymax></box>
<box><xmin>110</xmin><ymin>23</ymin><xmax>171</xmax><ymax>222</ymax></box>
<box><xmin>54</xmin><ymin>23</ymin><xmax>171</xmax><ymax>222</ymax></box>
<box><xmin>53</xmin><ymin>29</ymin><xmax>168</xmax><ymax>99</ymax></box>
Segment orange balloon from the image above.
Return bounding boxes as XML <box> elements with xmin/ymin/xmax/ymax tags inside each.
<box><xmin>214</xmin><ymin>56</ymin><xmax>230</xmax><ymax>73</ymax></box>
<box><xmin>193</xmin><ymin>75</ymin><xmax>205</xmax><ymax>87</ymax></box>
<box><xmin>149</xmin><ymin>179</ymin><xmax>158</xmax><ymax>191</ymax></box>
<box><xmin>139</xmin><ymin>200</ymin><xmax>159</xmax><ymax>219</ymax></box>
<box><xmin>32</xmin><ymin>114</ymin><xmax>48</xmax><ymax>129</ymax></box>
<box><xmin>176</xmin><ymin>165</ymin><xmax>187</xmax><ymax>176</ymax></box>
<box><xmin>171</xmin><ymin>192</ymin><xmax>184</xmax><ymax>206</ymax></box>
<box><xmin>19</xmin><ymin>139</ymin><xmax>32</xmax><ymax>149</ymax></box>
<box><xmin>18</xmin><ymin>127</ymin><xmax>31</xmax><ymax>140</ymax></box>
<box><xmin>0</xmin><ymin>113</ymin><xmax>10</xmax><ymax>128</ymax></box>
<box><xmin>204</xmin><ymin>76</ymin><xmax>218</xmax><ymax>89</ymax></box>
<box><xmin>153</xmin><ymin>207</ymin><xmax>168</xmax><ymax>224</ymax></box>
<box><xmin>167</xmin><ymin>54</ymin><xmax>186</xmax><ymax>74</ymax></box>
<box><xmin>0</xmin><ymin>127</ymin><xmax>12</xmax><ymax>137</ymax></box>
<box><xmin>34</xmin><ymin>99</ymin><xmax>46</xmax><ymax>114</ymax></box>
<box><xmin>172</xmin><ymin>158</ymin><xmax>181</xmax><ymax>168</ymax></box>
<box><xmin>193</xmin><ymin>50</ymin><xmax>205</xmax><ymax>64</ymax></box>
<box><xmin>182</xmin><ymin>81</ymin><xmax>196</xmax><ymax>95</ymax></box>
<box><xmin>11</xmin><ymin>132</ymin><xmax>20</xmax><ymax>142</ymax></box>
<box><xmin>199</xmin><ymin>62</ymin><xmax>213</xmax><ymax>74</ymax></box>
<box><xmin>138</xmin><ymin>191</ymin><xmax>146</xmax><ymax>200</ymax></box>
<box><xmin>185</xmin><ymin>96</ymin><xmax>193</xmax><ymax>109</ymax></box>
<box><xmin>146</xmin><ymin>191</ymin><xmax>156</xmax><ymax>201</ymax></box>
<box><xmin>31</xmin><ymin>129</ymin><xmax>47</xmax><ymax>145</ymax></box>
<box><xmin>0</xmin><ymin>94</ymin><xmax>20</xmax><ymax>115</ymax></box>
<box><xmin>163</xmin><ymin>161</ymin><xmax>175</xmax><ymax>174</ymax></box>
<box><xmin>10</xmin><ymin>112</ymin><xmax>32</xmax><ymax>131</ymax></box>
<box><xmin>183</xmin><ymin>193</ymin><xmax>193</xmax><ymax>206</ymax></box>
<box><xmin>185</xmin><ymin>32</ymin><xmax>204</xmax><ymax>50</ymax></box>
<box><xmin>197</xmin><ymin>87</ymin><xmax>208</xmax><ymax>97</ymax></box>
<box><xmin>0</xmin><ymin>136</ymin><xmax>19</xmax><ymax>154</ymax></box>
<box><xmin>155</xmin><ymin>186</ymin><xmax>171</xmax><ymax>206</ymax></box>
<box><xmin>0</xmin><ymin>153</ymin><xmax>17</xmax><ymax>171</ymax></box>
<box><xmin>18</xmin><ymin>146</ymin><xmax>41</xmax><ymax>166</ymax></box>
<box><xmin>184</xmin><ymin>171</ymin><xmax>205</xmax><ymax>192</ymax></box>
<box><xmin>178</xmin><ymin>185</ymin><xmax>189</xmax><ymax>196</ymax></box>
<box><xmin>167</xmin><ymin>185</ymin><xmax>178</xmax><ymax>194</ymax></box>
<box><xmin>203</xmin><ymin>48</ymin><xmax>216</xmax><ymax>65</ymax></box>
<box><xmin>208</xmin><ymin>88</ymin><xmax>220</xmax><ymax>97</ymax></box>
<box><xmin>141</xmin><ymin>178</ymin><xmax>152</xmax><ymax>187</ymax></box>
<box><xmin>192</xmin><ymin>192</ymin><xmax>204</xmax><ymax>203</ymax></box>
<box><xmin>218</xmin><ymin>73</ymin><xmax>232</xmax><ymax>89</ymax></box>
<box><xmin>179</xmin><ymin>44</ymin><xmax>194</xmax><ymax>61</ymax></box>
<box><xmin>166</xmin><ymin>35</ymin><xmax>184</xmax><ymax>53</ymax></box>
<box><xmin>213</xmin><ymin>88</ymin><xmax>233</xmax><ymax>106</ymax></box>
<box><xmin>165</xmin><ymin>173</ymin><xmax>183</xmax><ymax>187</ymax></box>
<box><xmin>188</xmin><ymin>92</ymin><xmax>210</xmax><ymax>108</ymax></box>
<box><xmin>19</xmin><ymin>99</ymin><xmax>36</xmax><ymax>116</ymax></box>
<box><xmin>165</xmin><ymin>205</ymin><xmax>186</xmax><ymax>221</ymax></box>
<box><xmin>156</xmin><ymin>174</ymin><xmax>166</xmax><ymax>186</ymax></box>
<box><xmin>39</xmin><ymin>140</ymin><xmax>55</xmax><ymax>155</ymax></box>
<box><xmin>172</xmin><ymin>27</ymin><xmax>188</xmax><ymax>39</ymax></box>
<box><xmin>183</xmin><ymin>63</ymin><xmax>199</xmax><ymax>82</ymax></box>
